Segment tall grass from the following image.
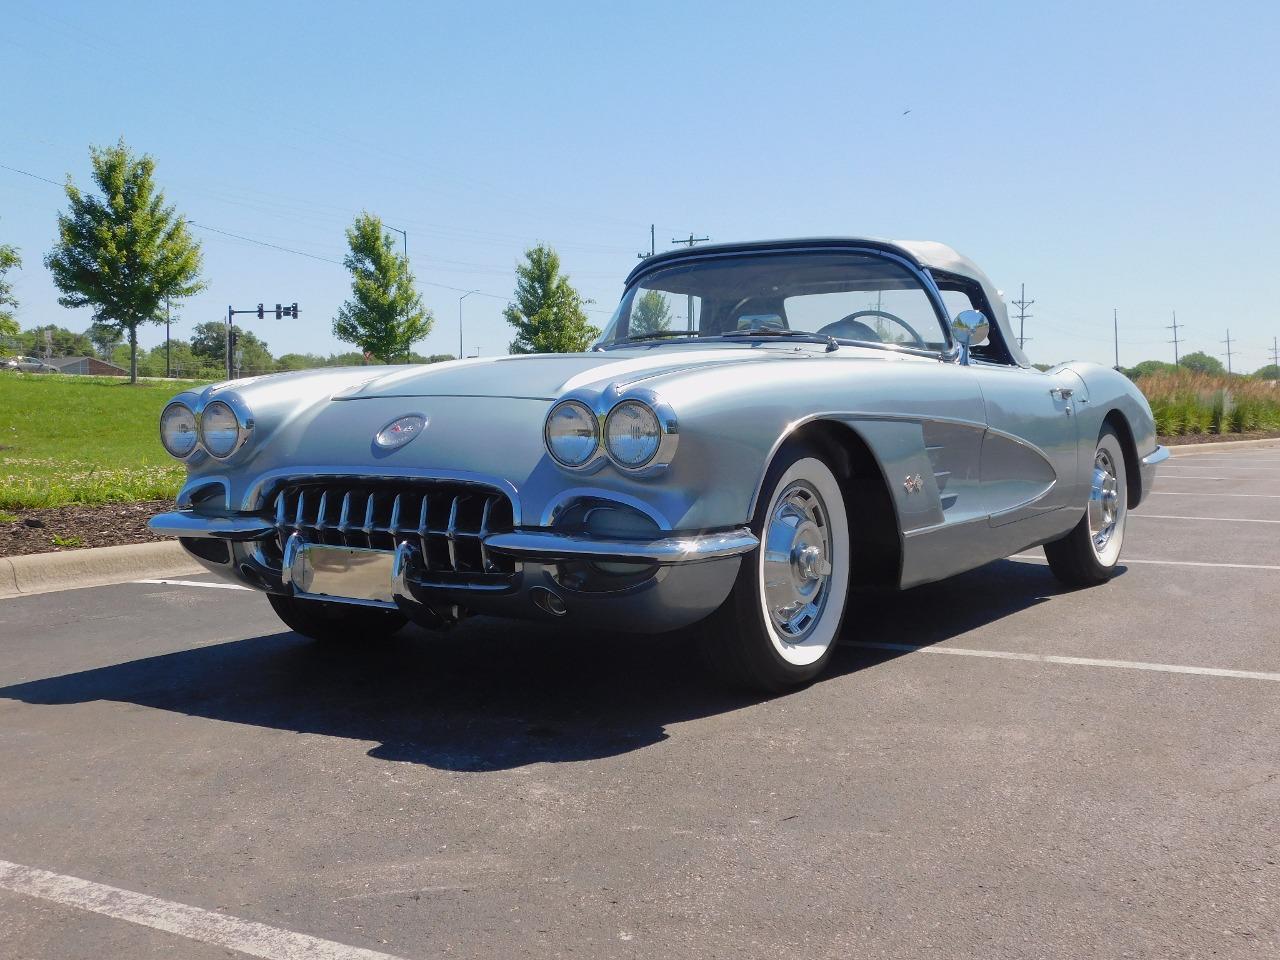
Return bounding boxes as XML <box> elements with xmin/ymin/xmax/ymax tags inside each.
<box><xmin>1137</xmin><ymin>370</ymin><xmax>1280</xmax><ymax>437</ymax></box>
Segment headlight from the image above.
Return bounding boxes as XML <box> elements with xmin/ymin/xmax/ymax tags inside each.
<box><xmin>545</xmin><ymin>400</ymin><xmax>599</xmax><ymax>467</ymax></box>
<box><xmin>605</xmin><ymin>400</ymin><xmax>662</xmax><ymax>468</ymax></box>
<box><xmin>199</xmin><ymin>399</ymin><xmax>247</xmax><ymax>459</ymax></box>
<box><xmin>159</xmin><ymin>402</ymin><xmax>198</xmax><ymax>459</ymax></box>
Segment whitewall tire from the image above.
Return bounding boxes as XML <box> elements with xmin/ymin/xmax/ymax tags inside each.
<box><xmin>697</xmin><ymin>444</ymin><xmax>851</xmax><ymax>691</ymax></box>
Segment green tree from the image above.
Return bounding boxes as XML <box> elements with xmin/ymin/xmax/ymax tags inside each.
<box><xmin>0</xmin><ymin>238</ymin><xmax>20</xmax><ymax>340</ymax></box>
<box><xmin>275</xmin><ymin>352</ymin><xmax>328</xmax><ymax>372</ymax></box>
<box><xmin>1178</xmin><ymin>351</ymin><xmax>1226</xmax><ymax>376</ymax></box>
<box><xmin>20</xmin><ymin>324</ymin><xmax>94</xmax><ymax>357</ymax></box>
<box><xmin>333</xmin><ymin>212</ymin><xmax>432</xmax><ymax>362</ymax></box>
<box><xmin>504</xmin><ymin>244</ymin><xmax>599</xmax><ymax>354</ymax></box>
<box><xmin>87</xmin><ymin>319</ymin><xmax>123</xmax><ymax>359</ymax></box>
<box><xmin>44</xmin><ymin>140</ymin><xmax>205</xmax><ymax>383</ymax></box>
<box><xmin>1254</xmin><ymin>363</ymin><xmax>1280</xmax><ymax>381</ymax></box>
<box><xmin>629</xmin><ymin>289</ymin><xmax>672</xmax><ymax>336</ymax></box>
<box><xmin>190</xmin><ymin>320</ymin><xmax>273</xmax><ymax>375</ymax></box>
<box><xmin>1125</xmin><ymin>359</ymin><xmax>1178</xmax><ymax>379</ymax></box>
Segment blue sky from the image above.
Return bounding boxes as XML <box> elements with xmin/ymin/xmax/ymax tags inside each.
<box><xmin>3</xmin><ymin>0</ymin><xmax>1278</xmax><ymax>371</ymax></box>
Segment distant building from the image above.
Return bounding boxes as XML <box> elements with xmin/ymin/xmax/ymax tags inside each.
<box><xmin>50</xmin><ymin>356</ymin><xmax>129</xmax><ymax>377</ymax></box>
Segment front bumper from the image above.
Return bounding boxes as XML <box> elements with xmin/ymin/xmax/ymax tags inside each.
<box><xmin>1137</xmin><ymin>445</ymin><xmax>1170</xmax><ymax>504</ymax></box>
<box><xmin>148</xmin><ymin>510</ymin><xmax>757</xmax><ymax>633</ymax></box>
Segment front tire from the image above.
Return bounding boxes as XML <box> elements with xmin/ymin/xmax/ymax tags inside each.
<box><xmin>696</xmin><ymin>444</ymin><xmax>851</xmax><ymax>692</ymax></box>
<box><xmin>267</xmin><ymin>593</ymin><xmax>408</xmax><ymax>643</ymax></box>
<box><xmin>1044</xmin><ymin>425</ymin><xmax>1128</xmax><ymax>586</ymax></box>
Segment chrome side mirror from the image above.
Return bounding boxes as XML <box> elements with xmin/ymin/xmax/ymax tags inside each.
<box><xmin>950</xmin><ymin>310</ymin><xmax>990</xmax><ymax>365</ymax></box>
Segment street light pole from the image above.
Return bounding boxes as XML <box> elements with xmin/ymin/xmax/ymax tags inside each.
<box><xmin>165</xmin><ymin>296</ymin><xmax>172</xmax><ymax>378</ymax></box>
<box><xmin>387</xmin><ymin>227</ymin><xmax>407</xmax><ymax>262</ymax></box>
<box><xmin>459</xmin><ymin>290</ymin><xmax>478</xmax><ymax>360</ymax></box>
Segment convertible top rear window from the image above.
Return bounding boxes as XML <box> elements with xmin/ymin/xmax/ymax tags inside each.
<box><xmin>598</xmin><ymin>251</ymin><xmax>949</xmax><ymax>351</ymax></box>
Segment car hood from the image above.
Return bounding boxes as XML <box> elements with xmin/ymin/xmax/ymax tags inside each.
<box><xmin>332</xmin><ymin>347</ymin><xmax>815</xmax><ymax>400</ymax></box>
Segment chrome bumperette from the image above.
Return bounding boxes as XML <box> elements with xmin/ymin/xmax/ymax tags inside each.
<box><xmin>148</xmin><ymin>511</ymin><xmax>276</xmax><ymax>541</ymax></box>
<box><xmin>1141</xmin><ymin>445</ymin><xmax>1171</xmax><ymax>468</ymax></box>
<box><xmin>483</xmin><ymin>527</ymin><xmax>757</xmax><ymax>564</ymax></box>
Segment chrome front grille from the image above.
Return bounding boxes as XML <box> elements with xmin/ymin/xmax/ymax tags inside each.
<box><xmin>268</xmin><ymin>481</ymin><xmax>516</xmax><ymax>577</ymax></box>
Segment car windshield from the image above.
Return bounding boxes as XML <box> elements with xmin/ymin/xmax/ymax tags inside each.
<box><xmin>597</xmin><ymin>250</ymin><xmax>950</xmax><ymax>352</ymax></box>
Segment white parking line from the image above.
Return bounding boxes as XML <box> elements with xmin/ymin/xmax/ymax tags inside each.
<box><xmin>1012</xmin><ymin>554</ymin><xmax>1280</xmax><ymax>571</ymax></box>
<box><xmin>847</xmin><ymin>642</ymin><xmax>1280</xmax><ymax>682</ymax></box>
<box><xmin>1153</xmin><ymin>474</ymin><xmax>1267</xmax><ymax>481</ymax></box>
<box><xmin>133</xmin><ymin>578</ymin><xmax>249</xmax><ymax>591</ymax></box>
<box><xmin>0</xmin><ymin>859</ymin><xmax>410</xmax><ymax>960</ymax></box>
<box><xmin>1149</xmin><ymin>491</ymin><xmax>1280</xmax><ymax>498</ymax></box>
<box><xmin>1131</xmin><ymin>514</ymin><xmax>1280</xmax><ymax>524</ymax></box>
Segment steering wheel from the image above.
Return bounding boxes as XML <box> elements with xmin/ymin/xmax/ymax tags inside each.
<box><xmin>818</xmin><ymin>309</ymin><xmax>927</xmax><ymax>348</ymax></box>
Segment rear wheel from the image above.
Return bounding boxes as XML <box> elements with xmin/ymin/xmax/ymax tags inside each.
<box><xmin>267</xmin><ymin>593</ymin><xmax>407</xmax><ymax>643</ymax></box>
<box><xmin>696</xmin><ymin>444</ymin><xmax>851</xmax><ymax>692</ymax></box>
<box><xmin>1044</xmin><ymin>425</ymin><xmax>1128</xmax><ymax>586</ymax></box>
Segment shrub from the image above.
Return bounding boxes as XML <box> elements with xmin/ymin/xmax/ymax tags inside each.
<box><xmin>1137</xmin><ymin>370</ymin><xmax>1280</xmax><ymax>437</ymax></box>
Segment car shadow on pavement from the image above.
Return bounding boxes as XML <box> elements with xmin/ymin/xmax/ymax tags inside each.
<box><xmin>0</xmin><ymin>558</ymin><xmax>1104</xmax><ymax>771</ymax></box>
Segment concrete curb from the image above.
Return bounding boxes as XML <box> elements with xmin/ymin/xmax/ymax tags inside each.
<box><xmin>1167</xmin><ymin>437</ymin><xmax>1280</xmax><ymax>456</ymax></box>
<box><xmin>0</xmin><ymin>540</ymin><xmax>202</xmax><ymax>600</ymax></box>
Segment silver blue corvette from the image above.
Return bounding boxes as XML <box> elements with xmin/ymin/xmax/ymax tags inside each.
<box><xmin>150</xmin><ymin>238</ymin><xmax>1168</xmax><ymax>690</ymax></box>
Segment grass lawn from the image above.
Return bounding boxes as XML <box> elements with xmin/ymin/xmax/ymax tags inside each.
<box><xmin>0</xmin><ymin>374</ymin><xmax>207</xmax><ymax>510</ymax></box>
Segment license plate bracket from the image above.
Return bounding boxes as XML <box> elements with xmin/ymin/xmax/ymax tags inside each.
<box><xmin>285</xmin><ymin>541</ymin><xmax>396</xmax><ymax>605</ymax></box>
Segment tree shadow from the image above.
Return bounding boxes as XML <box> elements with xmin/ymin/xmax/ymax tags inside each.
<box><xmin>0</xmin><ymin>559</ymin><xmax>1104</xmax><ymax>771</ymax></box>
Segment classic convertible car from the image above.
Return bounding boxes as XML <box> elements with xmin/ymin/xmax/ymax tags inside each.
<box><xmin>150</xmin><ymin>238</ymin><xmax>1167</xmax><ymax>690</ymax></box>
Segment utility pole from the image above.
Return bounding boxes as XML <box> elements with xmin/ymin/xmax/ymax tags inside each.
<box><xmin>1010</xmin><ymin>283</ymin><xmax>1034</xmax><ymax>349</ymax></box>
<box><xmin>1270</xmin><ymin>337</ymin><xmax>1278</xmax><ymax>370</ymax></box>
<box><xmin>671</xmin><ymin>233</ymin><xmax>709</xmax><ymax>329</ymax></box>
<box><xmin>1113</xmin><ymin>308</ymin><xmax>1119</xmax><ymax>370</ymax></box>
<box><xmin>1168</xmin><ymin>310</ymin><xmax>1182</xmax><ymax>366</ymax></box>
<box><xmin>1222</xmin><ymin>329</ymin><xmax>1234</xmax><ymax>374</ymax></box>
<box><xmin>637</xmin><ymin>224</ymin><xmax>656</xmax><ymax>260</ymax></box>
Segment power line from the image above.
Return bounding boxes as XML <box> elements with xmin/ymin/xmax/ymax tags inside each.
<box><xmin>0</xmin><ymin>162</ymin><xmax>62</xmax><ymax>187</ymax></box>
<box><xmin>1168</xmin><ymin>310</ymin><xmax>1183</xmax><ymax>366</ymax></box>
<box><xmin>1010</xmin><ymin>283</ymin><xmax>1034</xmax><ymax>348</ymax></box>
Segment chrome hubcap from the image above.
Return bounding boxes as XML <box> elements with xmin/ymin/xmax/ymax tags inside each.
<box><xmin>762</xmin><ymin>482</ymin><xmax>833</xmax><ymax>639</ymax></box>
<box><xmin>1088</xmin><ymin>449</ymin><xmax>1121</xmax><ymax>553</ymax></box>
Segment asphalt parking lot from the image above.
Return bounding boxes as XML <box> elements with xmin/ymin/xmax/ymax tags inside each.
<box><xmin>1</xmin><ymin>445</ymin><xmax>1277</xmax><ymax>959</ymax></box>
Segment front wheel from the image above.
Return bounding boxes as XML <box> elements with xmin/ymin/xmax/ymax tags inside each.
<box><xmin>267</xmin><ymin>593</ymin><xmax>408</xmax><ymax>643</ymax></box>
<box><xmin>696</xmin><ymin>445</ymin><xmax>851</xmax><ymax>692</ymax></box>
<box><xmin>1044</xmin><ymin>425</ymin><xmax>1128</xmax><ymax>586</ymax></box>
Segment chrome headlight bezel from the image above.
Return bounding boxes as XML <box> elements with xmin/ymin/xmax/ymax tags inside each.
<box><xmin>543</xmin><ymin>399</ymin><xmax>602</xmax><ymax>469</ymax></box>
<box><xmin>198</xmin><ymin>397</ymin><xmax>254</xmax><ymax>460</ymax></box>
<box><xmin>544</xmin><ymin>389</ymin><xmax>678</xmax><ymax>478</ymax></box>
<box><xmin>603</xmin><ymin>393</ymin><xmax>679</xmax><ymax>477</ymax></box>
<box><xmin>604</xmin><ymin>400</ymin><xmax>663</xmax><ymax>470</ymax></box>
<box><xmin>159</xmin><ymin>401</ymin><xmax>200</xmax><ymax>461</ymax></box>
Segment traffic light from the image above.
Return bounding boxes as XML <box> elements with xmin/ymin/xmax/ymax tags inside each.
<box><xmin>275</xmin><ymin>303</ymin><xmax>282</xmax><ymax>320</ymax></box>
<box><xmin>256</xmin><ymin>303</ymin><xmax>264</xmax><ymax>319</ymax></box>
<box><xmin>290</xmin><ymin>302</ymin><xmax>299</xmax><ymax>319</ymax></box>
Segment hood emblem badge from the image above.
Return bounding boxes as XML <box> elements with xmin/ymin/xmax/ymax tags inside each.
<box><xmin>375</xmin><ymin>414</ymin><xmax>427</xmax><ymax>450</ymax></box>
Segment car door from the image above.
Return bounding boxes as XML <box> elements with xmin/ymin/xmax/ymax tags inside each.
<box><xmin>971</xmin><ymin>361</ymin><xmax>1080</xmax><ymax>523</ymax></box>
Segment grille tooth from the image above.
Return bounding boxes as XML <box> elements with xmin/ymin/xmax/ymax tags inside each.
<box><xmin>479</xmin><ymin>496</ymin><xmax>495</xmax><ymax>572</ymax></box>
<box><xmin>338</xmin><ymin>491</ymin><xmax>352</xmax><ymax>535</ymax></box>
<box><xmin>295</xmin><ymin>489</ymin><xmax>306</xmax><ymax>527</ymax></box>
<box><xmin>446</xmin><ymin>495</ymin><xmax>461</xmax><ymax>571</ymax></box>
